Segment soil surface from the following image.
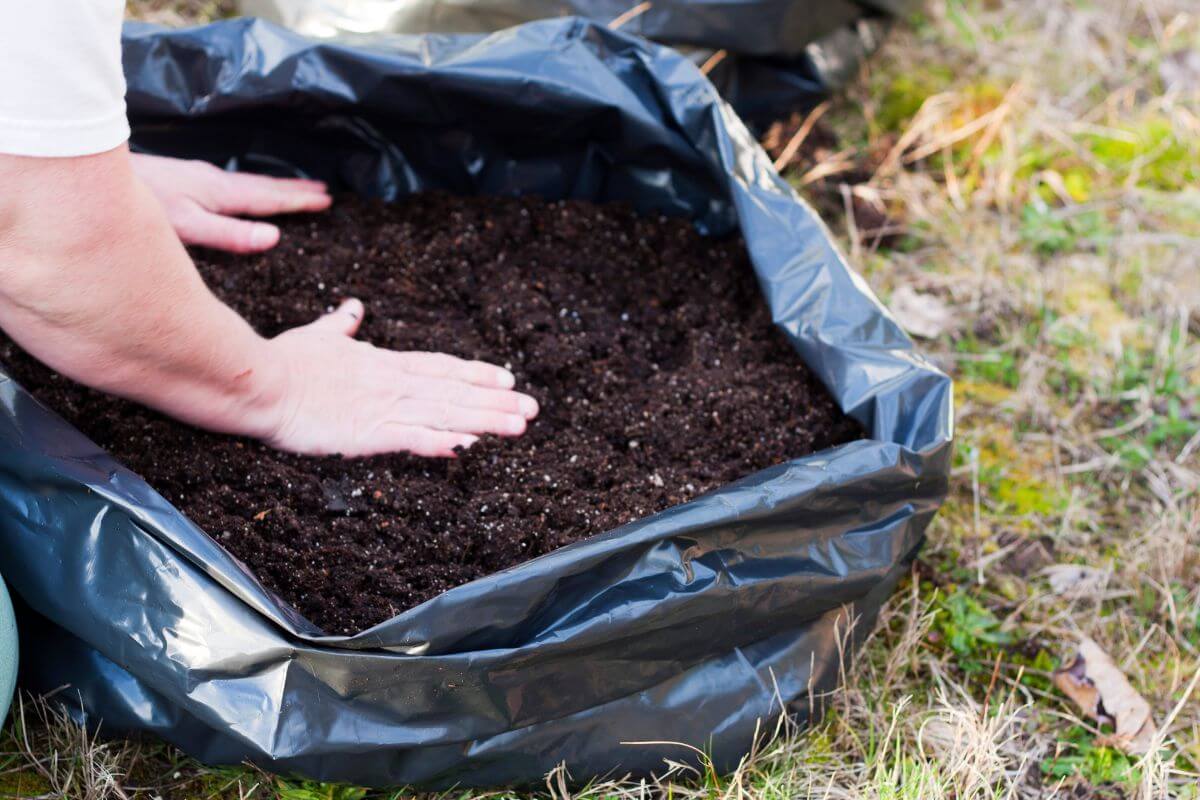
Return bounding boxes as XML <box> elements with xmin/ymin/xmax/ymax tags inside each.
<box><xmin>0</xmin><ymin>193</ymin><xmax>862</xmax><ymax>634</ymax></box>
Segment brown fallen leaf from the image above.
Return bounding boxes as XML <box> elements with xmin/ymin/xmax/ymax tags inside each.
<box><xmin>889</xmin><ymin>286</ymin><xmax>954</xmax><ymax>339</ymax></box>
<box><xmin>1043</xmin><ymin>563</ymin><xmax>1109</xmax><ymax>599</ymax></box>
<box><xmin>1053</xmin><ymin>637</ymin><xmax>1157</xmax><ymax>754</ymax></box>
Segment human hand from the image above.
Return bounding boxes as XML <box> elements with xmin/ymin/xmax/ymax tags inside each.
<box><xmin>258</xmin><ymin>300</ymin><xmax>539</xmax><ymax>458</ymax></box>
<box><xmin>130</xmin><ymin>153</ymin><xmax>331</xmax><ymax>253</ymax></box>
<box><xmin>1</xmin><ymin>147</ymin><xmax>532</xmax><ymax>460</ymax></box>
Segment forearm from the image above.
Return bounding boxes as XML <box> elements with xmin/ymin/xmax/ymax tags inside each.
<box><xmin>0</xmin><ymin>146</ymin><xmax>538</xmax><ymax>458</ymax></box>
<box><xmin>0</xmin><ymin>147</ymin><xmax>282</xmax><ymax>437</ymax></box>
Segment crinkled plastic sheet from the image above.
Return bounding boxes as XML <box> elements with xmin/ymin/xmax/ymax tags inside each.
<box><xmin>0</xmin><ymin>17</ymin><xmax>951</xmax><ymax>788</ymax></box>
<box><xmin>237</xmin><ymin>0</ymin><xmax>922</xmax><ymax>125</ymax></box>
<box><xmin>240</xmin><ymin>0</ymin><xmax>864</xmax><ymax>55</ymax></box>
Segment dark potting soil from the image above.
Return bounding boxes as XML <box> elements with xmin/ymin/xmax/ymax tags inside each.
<box><xmin>0</xmin><ymin>193</ymin><xmax>863</xmax><ymax>635</ymax></box>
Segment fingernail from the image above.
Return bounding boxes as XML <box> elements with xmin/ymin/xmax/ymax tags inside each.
<box><xmin>251</xmin><ymin>223</ymin><xmax>278</xmax><ymax>249</ymax></box>
<box><xmin>518</xmin><ymin>396</ymin><xmax>539</xmax><ymax>418</ymax></box>
<box><xmin>497</xmin><ymin>370</ymin><xmax>516</xmax><ymax>389</ymax></box>
<box><xmin>340</xmin><ymin>298</ymin><xmax>363</xmax><ymax>320</ymax></box>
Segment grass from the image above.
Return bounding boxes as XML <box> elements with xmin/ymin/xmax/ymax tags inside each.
<box><xmin>3</xmin><ymin>0</ymin><xmax>1199</xmax><ymax>797</ymax></box>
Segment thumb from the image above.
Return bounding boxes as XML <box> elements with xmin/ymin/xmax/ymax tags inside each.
<box><xmin>306</xmin><ymin>298</ymin><xmax>365</xmax><ymax>337</ymax></box>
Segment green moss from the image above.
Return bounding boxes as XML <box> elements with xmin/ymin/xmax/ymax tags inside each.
<box><xmin>1011</xmin><ymin>648</ymin><xmax>1057</xmax><ymax>693</ymax></box>
<box><xmin>961</xmin><ymin>419</ymin><xmax>1067</xmax><ymax>522</ymax></box>
<box><xmin>1014</xmin><ymin>142</ymin><xmax>1066</xmax><ymax>179</ymax></box>
<box><xmin>0</xmin><ymin>768</ymin><xmax>52</xmax><ymax>798</ymax></box>
<box><xmin>993</xmin><ymin>476</ymin><xmax>1064</xmax><ymax>516</ymax></box>
<box><xmin>1114</xmin><ymin>261</ymin><xmax>1144</xmax><ymax>301</ymax></box>
<box><xmin>1084</xmin><ymin>116</ymin><xmax>1200</xmax><ymax>192</ymax></box>
<box><xmin>955</xmin><ymin>378</ymin><xmax>1015</xmax><ymax>407</ymax></box>
<box><xmin>1062</xmin><ymin>168</ymin><xmax>1093</xmax><ymax>203</ymax></box>
<box><xmin>1019</xmin><ymin>203</ymin><xmax>1111</xmax><ymax>255</ymax></box>
<box><xmin>873</xmin><ymin>67</ymin><xmax>955</xmax><ymax>134</ymax></box>
<box><xmin>954</xmin><ymin>337</ymin><xmax>1021</xmax><ymax>388</ymax></box>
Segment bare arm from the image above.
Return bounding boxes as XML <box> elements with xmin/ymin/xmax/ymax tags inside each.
<box><xmin>0</xmin><ymin>145</ymin><xmax>537</xmax><ymax>457</ymax></box>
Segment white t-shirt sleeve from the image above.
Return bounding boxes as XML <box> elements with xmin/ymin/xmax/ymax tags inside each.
<box><xmin>0</xmin><ymin>1</ymin><xmax>130</xmax><ymax>157</ymax></box>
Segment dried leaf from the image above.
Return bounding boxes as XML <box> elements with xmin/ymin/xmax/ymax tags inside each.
<box><xmin>1053</xmin><ymin>637</ymin><xmax>1157</xmax><ymax>754</ymax></box>
<box><xmin>889</xmin><ymin>286</ymin><xmax>953</xmax><ymax>339</ymax></box>
<box><xmin>1043</xmin><ymin>563</ymin><xmax>1109</xmax><ymax>598</ymax></box>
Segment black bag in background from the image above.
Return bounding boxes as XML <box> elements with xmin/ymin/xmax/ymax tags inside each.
<box><xmin>237</xmin><ymin>0</ymin><xmax>923</xmax><ymax>127</ymax></box>
<box><xmin>0</xmin><ymin>17</ymin><xmax>951</xmax><ymax>788</ymax></box>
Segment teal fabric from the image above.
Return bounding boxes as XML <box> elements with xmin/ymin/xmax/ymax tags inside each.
<box><xmin>0</xmin><ymin>573</ymin><xmax>15</xmax><ymax>725</ymax></box>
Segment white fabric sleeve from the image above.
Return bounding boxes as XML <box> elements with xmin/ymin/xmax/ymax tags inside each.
<box><xmin>0</xmin><ymin>1</ymin><xmax>130</xmax><ymax>157</ymax></box>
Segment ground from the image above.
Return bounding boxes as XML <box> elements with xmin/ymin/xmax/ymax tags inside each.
<box><xmin>1</xmin><ymin>0</ymin><xmax>1197</xmax><ymax>797</ymax></box>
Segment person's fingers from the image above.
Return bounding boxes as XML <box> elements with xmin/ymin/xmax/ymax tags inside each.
<box><xmin>303</xmin><ymin>299</ymin><xmax>365</xmax><ymax>337</ymax></box>
<box><xmin>394</xmin><ymin>400</ymin><xmax>527</xmax><ymax>436</ymax></box>
<box><xmin>392</xmin><ymin>351</ymin><xmax>516</xmax><ymax>389</ymax></box>
<box><xmin>212</xmin><ymin>170</ymin><xmax>332</xmax><ymax>216</ymax></box>
<box><xmin>398</xmin><ymin>375</ymin><xmax>539</xmax><ymax>419</ymax></box>
<box><xmin>367</xmin><ymin>424</ymin><xmax>478</xmax><ymax>459</ymax></box>
<box><xmin>172</xmin><ymin>204</ymin><xmax>281</xmax><ymax>253</ymax></box>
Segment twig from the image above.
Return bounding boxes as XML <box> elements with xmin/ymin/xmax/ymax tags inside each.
<box><xmin>608</xmin><ymin>2</ymin><xmax>651</xmax><ymax>30</ymax></box>
<box><xmin>699</xmin><ymin>49</ymin><xmax>728</xmax><ymax>76</ymax></box>
<box><xmin>772</xmin><ymin>100</ymin><xmax>831</xmax><ymax>173</ymax></box>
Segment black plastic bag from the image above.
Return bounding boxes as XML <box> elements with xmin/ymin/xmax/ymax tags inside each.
<box><xmin>240</xmin><ymin>0</ymin><xmax>921</xmax><ymax>127</ymax></box>
<box><xmin>242</xmin><ymin>0</ymin><xmax>887</xmax><ymax>55</ymax></box>
<box><xmin>0</xmin><ymin>17</ymin><xmax>951</xmax><ymax>788</ymax></box>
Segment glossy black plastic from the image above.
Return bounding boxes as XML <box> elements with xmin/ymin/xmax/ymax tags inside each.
<box><xmin>241</xmin><ymin>0</ymin><xmax>919</xmax><ymax>126</ymax></box>
<box><xmin>0</xmin><ymin>17</ymin><xmax>951</xmax><ymax>788</ymax></box>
